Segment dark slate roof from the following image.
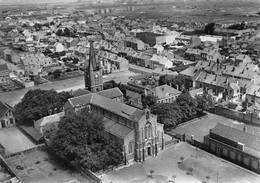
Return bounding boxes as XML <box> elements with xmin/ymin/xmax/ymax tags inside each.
<box><xmin>0</xmin><ymin>101</ymin><xmax>12</xmax><ymax>118</ymax></box>
<box><xmin>72</xmin><ymin>88</ymin><xmax>123</xmax><ymax>99</ymax></box>
<box><xmin>211</xmin><ymin>123</ymin><xmax>260</xmax><ymax>152</ymax></box>
<box><xmin>68</xmin><ymin>93</ymin><xmax>144</xmax><ymax>122</ymax></box>
<box><xmin>97</xmin><ymin>87</ymin><xmax>123</xmax><ymax>99</ymax></box>
<box><xmin>72</xmin><ymin>89</ymin><xmax>91</xmax><ymax>97</ymax></box>
<box><xmin>103</xmin><ymin>117</ymin><xmax>133</xmax><ymax>139</ymax></box>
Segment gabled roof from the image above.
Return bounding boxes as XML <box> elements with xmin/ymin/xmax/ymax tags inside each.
<box><xmin>97</xmin><ymin>87</ymin><xmax>123</xmax><ymax>99</ymax></box>
<box><xmin>72</xmin><ymin>88</ymin><xmax>123</xmax><ymax>99</ymax></box>
<box><xmin>103</xmin><ymin>117</ymin><xmax>133</xmax><ymax>139</ymax></box>
<box><xmin>68</xmin><ymin>93</ymin><xmax>144</xmax><ymax>122</ymax></box>
<box><xmin>211</xmin><ymin>123</ymin><xmax>260</xmax><ymax>152</ymax></box>
<box><xmin>155</xmin><ymin>84</ymin><xmax>181</xmax><ymax>99</ymax></box>
<box><xmin>0</xmin><ymin>101</ymin><xmax>13</xmax><ymax>118</ymax></box>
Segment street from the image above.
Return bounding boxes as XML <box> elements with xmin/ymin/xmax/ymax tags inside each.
<box><xmin>0</xmin><ymin>70</ymin><xmax>137</xmax><ymax>106</ymax></box>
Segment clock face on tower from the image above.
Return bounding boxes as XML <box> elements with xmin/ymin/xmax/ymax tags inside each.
<box><xmin>95</xmin><ymin>73</ymin><xmax>99</xmax><ymax>79</ymax></box>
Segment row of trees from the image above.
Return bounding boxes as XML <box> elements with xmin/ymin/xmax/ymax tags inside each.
<box><xmin>49</xmin><ymin>109</ymin><xmax>123</xmax><ymax>172</ymax></box>
<box><xmin>151</xmin><ymin>92</ymin><xmax>214</xmax><ymax>129</ymax></box>
<box><xmin>14</xmin><ymin>89</ymin><xmax>72</xmax><ymax>126</ymax></box>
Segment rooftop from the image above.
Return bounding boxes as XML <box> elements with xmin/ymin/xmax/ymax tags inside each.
<box><xmin>68</xmin><ymin>93</ymin><xmax>144</xmax><ymax>122</ymax></box>
<box><xmin>211</xmin><ymin>123</ymin><xmax>260</xmax><ymax>157</ymax></box>
<box><xmin>155</xmin><ymin>84</ymin><xmax>181</xmax><ymax>99</ymax></box>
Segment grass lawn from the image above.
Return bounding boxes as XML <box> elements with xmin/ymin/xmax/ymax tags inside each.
<box><xmin>0</xmin><ymin>127</ymin><xmax>36</xmax><ymax>154</ymax></box>
<box><xmin>101</xmin><ymin>142</ymin><xmax>260</xmax><ymax>183</ymax></box>
<box><xmin>6</xmin><ymin>150</ymin><xmax>90</xmax><ymax>183</ymax></box>
<box><xmin>168</xmin><ymin>113</ymin><xmax>260</xmax><ymax>142</ymax></box>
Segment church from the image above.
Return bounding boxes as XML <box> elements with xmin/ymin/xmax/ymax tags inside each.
<box><xmin>64</xmin><ymin>41</ymin><xmax>166</xmax><ymax>163</ymax></box>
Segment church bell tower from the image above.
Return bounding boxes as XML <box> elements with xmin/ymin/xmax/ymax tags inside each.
<box><xmin>85</xmin><ymin>40</ymin><xmax>103</xmax><ymax>92</ymax></box>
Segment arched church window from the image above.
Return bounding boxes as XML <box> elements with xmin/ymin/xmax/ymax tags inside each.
<box><xmin>146</xmin><ymin>110</ymin><xmax>150</xmax><ymax>120</ymax></box>
<box><xmin>145</xmin><ymin>122</ymin><xmax>152</xmax><ymax>138</ymax></box>
<box><xmin>145</xmin><ymin>126</ymin><xmax>147</xmax><ymax>139</ymax></box>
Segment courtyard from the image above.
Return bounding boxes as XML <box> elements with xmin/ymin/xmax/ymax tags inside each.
<box><xmin>0</xmin><ymin>127</ymin><xmax>36</xmax><ymax>154</ymax></box>
<box><xmin>6</xmin><ymin>149</ymin><xmax>90</xmax><ymax>183</ymax></box>
<box><xmin>101</xmin><ymin>142</ymin><xmax>260</xmax><ymax>183</ymax></box>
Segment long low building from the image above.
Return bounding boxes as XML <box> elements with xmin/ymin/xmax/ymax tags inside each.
<box><xmin>204</xmin><ymin>123</ymin><xmax>260</xmax><ymax>174</ymax></box>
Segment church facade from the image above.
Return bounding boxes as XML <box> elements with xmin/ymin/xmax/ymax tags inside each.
<box><xmin>64</xmin><ymin>39</ymin><xmax>166</xmax><ymax>163</ymax></box>
<box><xmin>64</xmin><ymin>93</ymin><xmax>165</xmax><ymax>163</ymax></box>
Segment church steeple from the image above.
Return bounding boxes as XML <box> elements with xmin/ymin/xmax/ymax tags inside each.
<box><xmin>85</xmin><ymin>40</ymin><xmax>103</xmax><ymax>92</ymax></box>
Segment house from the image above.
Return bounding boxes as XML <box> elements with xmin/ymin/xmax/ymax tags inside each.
<box><xmin>155</xmin><ymin>85</ymin><xmax>181</xmax><ymax>103</ymax></box>
<box><xmin>204</xmin><ymin>123</ymin><xmax>260</xmax><ymax>174</ymax></box>
<box><xmin>246</xmin><ymin>84</ymin><xmax>260</xmax><ymax>109</ymax></box>
<box><xmin>199</xmin><ymin>35</ymin><xmax>222</xmax><ymax>43</ymax></box>
<box><xmin>98</xmin><ymin>50</ymin><xmax>129</xmax><ymax>73</ymax></box>
<box><xmin>0</xmin><ymin>101</ymin><xmax>15</xmax><ymax>128</ymax></box>
<box><xmin>150</xmin><ymin>54</ymin><xmax>173</xmax><ymax>69</ymax></box>
<box><xmin>124</xmin><ymin>37</ymin><xmax>145</xmax><ymax>51</ymax></box>
<box><xmin>0</xmin><ymin>64</ymin><xmax>10</xmax><ymax>84</ymax></box>
<box><xmin>64</xmin><ymin>93</ymin><xmax>166</xmax><ymax>163</ymax></box>
<box><xmin>184</xmin><ymin>48</ymin><xmax>202</xmax><ymax>61</ymax></box>
<box><xmin>201</xmin><ymin>49</ymin><xmax>222</xmax><ymax>63</ymax></box>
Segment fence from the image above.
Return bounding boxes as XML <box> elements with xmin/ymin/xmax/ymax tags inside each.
<box><xmin>165</xmin><ymin>138</ymin><xmax>179</xmax><ymax>148</ymax></box>
<box><xmin>0</xmin><ymin>155</ymin><xmax>23</xmax><ymax>183</ymax></box>
<box><xmin>4</xmin><ymin>144</ymin><xmax>46</xmax><ymax>159</ymax></box>
<box><xmin>214</xmin><ymin>105</ymin><xmax>260</xmax><ymax>126</ymax></box>
<box><xmin>95</xmin><ymin>162</ymin><xmax>126</xmax><ymax>176</ymax></box>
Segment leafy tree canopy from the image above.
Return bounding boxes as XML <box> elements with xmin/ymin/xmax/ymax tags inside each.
<box><xmin>50</xmin><ymin>109</ymin><xmax>123</xmax><ymax>172</ymax></box>
<box><xmin>204</xmin><ymin>22</ymin><xmax>216</xmax><ymax>35</ymax></box>
<box><xmin>151</xmin><ymin>92</ymin><xmax>212</xmax><ymax>129</ymax></box>
<box><xmin>14</xmin><ymin>89</ymin><xmax>72</xmax><ymax>126</ymax></box>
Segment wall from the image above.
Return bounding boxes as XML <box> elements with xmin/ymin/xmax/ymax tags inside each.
<box><xmin>206</xmin><ymin>136</ymin><xmax>260</xmax><ymax>174</ymax></box>
<box><xmin>214</xmin><ymin>105</ymin><xmax>260</xmax><ymax>126</ymax></box>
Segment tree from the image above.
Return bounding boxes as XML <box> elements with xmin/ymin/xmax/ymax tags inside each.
<box><xmin>204</xmin><ymin>22</ymin><xmax>215</xmax><ymax>35</ymax></box>
<box><xmin>158</xmin><ymin>75</ymin><xmax>185</xmax><ymax>91</ymax></box>
<box><xmin>14</xmin><ymin>89</ymin><xmax>72</xmax><ymax>126</ymax></box>
<box><xmin>142</xmin><ymin>94</ymin><xmax>156</xmax><ymax>108</ymax></box>
<box><xmin>52</xmin><ymin>69</ymin><xmax>62</xmax><ymax>79</ymax></box>
<box><xmin>242</xmin><ymin>98</ymin><xmax>248</xmax><ymax>112</ymax></box>
<box><xmin>195</xmin><ymin>93</ymin><xmax>215</xmax><ymax>114</ymax></box>
<box><xmin>176</xmin><ymin>91</ymin><xmax>198</xmax><ymax>120</ymax></box>
<box><xmin>50</xmin><ymin>109</ymin><xmax>123</xmax><ymax>172</ymax></box>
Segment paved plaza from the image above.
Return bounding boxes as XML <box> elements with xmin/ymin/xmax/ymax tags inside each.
<box><xmin>7</xmin><ymin>150</ymin><xmax>90</xmax><ymax>183</ymax></box>
<box><xmin>101</xmin><ymin>142</ymin><xmax>260</xmax><ymax>183</ymax></box>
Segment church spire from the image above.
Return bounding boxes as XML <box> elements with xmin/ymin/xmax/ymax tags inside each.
<box><xmin>88</xmin><ymin>40</ymin><xmax>98</xmax><ymax>71</ymax></box>
<box><xmin>84</xmin><ymin>40</ymin><xmax>103</xmax><ymax>92</ymax></box>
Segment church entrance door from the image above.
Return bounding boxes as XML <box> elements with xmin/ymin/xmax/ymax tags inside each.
<box><xmin>1</xmin><ymin>120</ymin><xmax>6</xmax><ymax>128</ymax></box>
<box><xmin>147</xmin><ymin>146</ymin><xmax>152</xmax><ymax>156</ymax></box>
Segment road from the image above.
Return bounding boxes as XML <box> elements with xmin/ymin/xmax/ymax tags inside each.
<box><xmin>0</xmin><ymin>70</ymin><xmax>137</xmax><ymax>106</ymax></box>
